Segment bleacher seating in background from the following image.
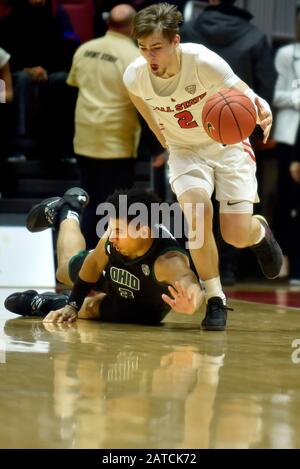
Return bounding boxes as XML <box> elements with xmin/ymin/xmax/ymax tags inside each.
<box><xmin>0</xmin><ymin>1</ymin><xmax>11</xmax><ymax>18</ymax></box>
<box><xmin>52</xmin><ymin>0</ymin><xmax>94</xmax><ymax>44</ymax></box>
<box><xmin>184</xmin><ymin>0</ymin><xmax>298</xmax><ymax>44</ymax></box>
<box><xmin>0</xmin><ymin>157</ymin><xmax>151</xmax><ymax>215</ymax></box>
<box><xmin>0</xmin><ymin>159</ymin><xmax>80</xmax><ymax>214</ymax></box>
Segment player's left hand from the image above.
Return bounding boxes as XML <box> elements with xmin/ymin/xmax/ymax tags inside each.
<box><xmin>162</xmin><ymin>281</ymin><xmax>198</xmax><ymax>315</ymax></box>
<box><xmin>255</xmin><ymin>97</ymin><xmax>272</xmax><ymax>144</ymax></box>
<box><xmin>43</xmin><ymin>305</ymin><xmax>78</xmax><ymax>323</ymax></box>
<box><xmin>151</xmin><ymin>152</ymin><xmax>166</xmax><ymax>168</ymax></box>
<box><xmin>290</xmin><ymin>161</ymin><xmax>300</xmax><ymax>183</ymax></box>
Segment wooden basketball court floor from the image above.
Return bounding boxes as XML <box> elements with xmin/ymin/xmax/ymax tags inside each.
<box><xmin>1</xmin><ymin>282</ymin><xmax>300</xmax><ymax>449</ymax></box>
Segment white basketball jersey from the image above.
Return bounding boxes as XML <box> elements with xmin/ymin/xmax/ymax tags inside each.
<box><xmin>123</xmin><ymin>43</ymin><xmax>240</xmax><ymax>146</ymax></box>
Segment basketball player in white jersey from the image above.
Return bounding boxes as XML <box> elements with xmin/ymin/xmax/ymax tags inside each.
<box><xmin>123</xmin><ymin>2</ymin><xmax>283</xmax><ymax>331</ymax></box>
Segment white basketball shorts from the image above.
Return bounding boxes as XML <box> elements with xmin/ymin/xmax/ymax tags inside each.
<box><xmin>168</xmin><ymin>139</ymin><xmax>259</xmax><ymax>209</ymax></box>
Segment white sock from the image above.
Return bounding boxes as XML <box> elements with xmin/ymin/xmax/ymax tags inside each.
<box><xmin>66</xmin><ymin>210</ymin><xmax>80</xmax><ymax>223</ymax></box>
<box><xmin>254</xmin><ymin>223</ymin><xmax>266</xmax><ymax>245</ymax></box>
<box><xmin>204</xmin><ymin>277</ymin><xmax>226</xmax><ymax>304</ymax></box>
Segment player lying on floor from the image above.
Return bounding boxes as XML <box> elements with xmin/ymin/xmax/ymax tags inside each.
<box><xmin>5</xmin><ymin>187</ymin><xmax>219</xmax><ymax>327</ymax></box>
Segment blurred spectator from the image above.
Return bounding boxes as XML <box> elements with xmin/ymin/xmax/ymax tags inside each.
<box><xmin>0</xmin><ymin>0</ymin><xmax>64</xmax><ymax>73</ymax></box>
<box><xmin>0</xmin><ymin>0</ymin><xmax>74</xmax><ymax>159</ymax></box>
<box><xmin>55</xmin><ymin>2</ymin><xmax>81</xmax><ymax>71</ymax></box>
<box><xmin>181</xmin><ymin>0</ymin><xmax>276</xmax><ymax>284</ymax></box>
<box><xmin>67</xmin><ymin>4</ymin><xmax>141</xmax><ymax>248</ymax></box>
<box><xmin>273</xmin><ymin>13</ymin><xmax>300</xmax><ymax>284</ymax></box>
<box><xmin>181</xmin><ymin>0</ymin><xmax>275</xmax><ymax>101</ymax></box>
<box><xmin>0</xmin><ymin>46</ymin><xmax>13</xmax><ymax>195</ymax></box>
<box><xmin>94</xmin><ymin>1</ymin><xmax>186</xmax><ymax>37</ymax></box>
<box><xmin>0</xmin><ymin>0</ymin><xmax>12</xmax><ymax>18</ymax></box>
<box><xmin>0</xmin><ymin>45</ymin><xmax>12</xmax><ymax>102</ymax></box>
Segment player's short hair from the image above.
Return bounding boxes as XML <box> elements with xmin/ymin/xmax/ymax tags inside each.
<box><xmin>106</xmin><ymin>187</ymin><xmax>162</xmax><ymax>228</ymax></box>
<box><xmin>132</xmin><ymin>2</ymin><xmax>182</xmax><ymax>42</ymax></box>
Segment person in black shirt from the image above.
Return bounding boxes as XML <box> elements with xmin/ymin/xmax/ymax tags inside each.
<box><xmin>180</xmin><ymin>0</ymin><xmax>275</xmax><ymax>103</ymax></box>
<box><xmin>0</xmin><ymin>0</ymin><xmax>72</xmax><ymax>159</ymax></box>
<box><xmin>5</xmin><ymin>187</ymin><xmax>205</xmax><ymax>327</ymax></box>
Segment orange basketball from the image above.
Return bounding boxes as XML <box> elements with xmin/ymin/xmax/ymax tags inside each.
<box><xmin>202</xmin><ymin>88</ymin><xmax>257</xmax><ymax>145</ymax></box>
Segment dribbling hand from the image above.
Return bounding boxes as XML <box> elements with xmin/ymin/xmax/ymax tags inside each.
<box><xmin>255</xmin><ymin>97</ymin><xmax>273</xmax><ymax>144</ymax></box>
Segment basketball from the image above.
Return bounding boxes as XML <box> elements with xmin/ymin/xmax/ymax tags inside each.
<box><xmin>202</xmin><ymin>88</ymin><xmax>257</xmax><ymax>145</ymax></box>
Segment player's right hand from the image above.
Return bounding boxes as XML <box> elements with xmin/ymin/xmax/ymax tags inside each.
<box><xmin>43</xmin><ymin>305</ymin><xmax>78</xmax><ymax>323</ymax></box>
<box><xmin>162</xmin><ymin>281</ymin><xmax>202</xmax><ymax>315</ymax></box>
<box><xmin>255</xmin><ymin>97</ymin><xmax>272</xmax><ymax>143</ymax></box>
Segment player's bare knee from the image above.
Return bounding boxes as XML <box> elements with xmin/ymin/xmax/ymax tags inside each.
<box><xmin>222</xmin><ymin>229</ymin><xmax>249</xmax><ymax>248</ymax></box>
<box><xmin>220</xmin><ymin>209</ymin><xmax>253</xmax><ymax>247</ymax></box>
<box><xmin>228</xmin><ymin>238</ymin><xmax>249</xmax><ymax>249</ymax></box>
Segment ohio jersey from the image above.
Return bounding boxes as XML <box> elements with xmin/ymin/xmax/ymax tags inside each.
<box><xmin>68</xmin><ymin>227</ymin><xmax>189</xmax><ymax>324</ymax></box>
<box><xmin>102</xmin><ymin>226</ymin><xmax>188</xmax><ymax>323</ymax></box>
<box><xmin>123</xmin><ymin>43</ymin><xmax>240</xmax><ymax>147</ymax></box>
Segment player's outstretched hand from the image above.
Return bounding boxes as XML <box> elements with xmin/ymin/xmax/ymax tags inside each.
<box><xmin>162</xmin><ymin>281</ymin><xmax>200</xmax><ymax>315</ymax></box>
<box><xmin>255</xmin><ymin>97</ymin><xmax>272</xmax><ymax>144</ymax></box>
<box><xmin>43</xmin><ymin>305</ymin><xmax>78</xmax><ymax>323</ymax></box>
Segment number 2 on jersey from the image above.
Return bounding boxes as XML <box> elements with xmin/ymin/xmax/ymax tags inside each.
<box><xmin>174</xmin><ymin>110</ymin><xmax>199</xmax><ymax>129</ymax></box>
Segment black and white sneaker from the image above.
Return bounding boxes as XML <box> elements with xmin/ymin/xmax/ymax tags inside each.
<box><xmin>251</xmin><ymin>215</ymin><xmax>283</xmax><ymax>279</ymax></box>
<box><xmin>201</xmin><ymin>297</ymin><xmax>232</xmax><ymax>331</ymax></box>
<box><xmin>4</xmin><ymin>290</ymin><xmax>70</xmax><ymax>317</ymax></box>
<box><xmin>26</xmin><ymin>187</ymin><xmax>89</xmax><ymax>232</ymax></box>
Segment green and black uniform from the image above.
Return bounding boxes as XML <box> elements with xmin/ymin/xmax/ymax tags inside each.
<box><xmin>68</xmin><ymin>226</ymin><xmax>188</xmax><ymax>324</ymax></box>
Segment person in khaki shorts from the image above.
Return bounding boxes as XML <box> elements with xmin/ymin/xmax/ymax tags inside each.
<box><xmin>67</xmin><ymin>4</ymin><xmax>141</xmax><ymax>249</ymax></box>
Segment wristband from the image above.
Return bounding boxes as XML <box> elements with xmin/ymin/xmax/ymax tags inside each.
<box><xmin>68</xmin><ymin>277</ymin><xmax>94</xmax><ymax>311</ymax></box>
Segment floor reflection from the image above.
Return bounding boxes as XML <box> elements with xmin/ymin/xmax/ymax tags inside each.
<box><xmin>1</xmin><ymin>294</ymin><xmax>300</xmax><ymax>448</ymax></box>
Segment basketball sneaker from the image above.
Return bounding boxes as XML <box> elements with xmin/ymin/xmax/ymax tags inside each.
<box><xmin>201</xmin><ymin>297</ymin><xmax>232</xmax><ymax>331</ymax></box>
<box><xmin>251</xmin><ymin>215</ymin><xmax>283</xmax><ymax>279</ymax></box>
<box><xmin>26</xmin><ymin>187</ymin><xmax>89</xmax><ymax>232</ymax></box>
<box><xmin>4</xmin><ymin>290</ymin><xmax>70</xmax><ymax>317</ymax></box>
